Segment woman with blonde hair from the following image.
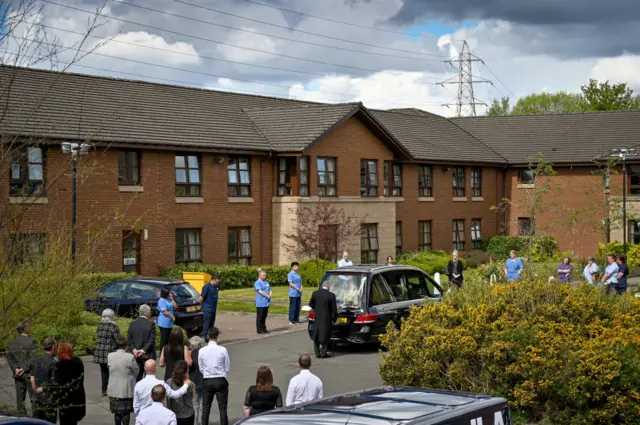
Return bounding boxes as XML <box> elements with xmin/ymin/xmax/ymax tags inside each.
<box><xmin>243</xmin><ymin>366</ymin><xmax>283</xmax><ymax>417</ymax></box>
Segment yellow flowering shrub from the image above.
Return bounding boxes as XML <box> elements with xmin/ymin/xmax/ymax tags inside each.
<box><xmin>379</xmin><ymin>278</ymin><xmax>640</xmax><ymax>425</ymax></box>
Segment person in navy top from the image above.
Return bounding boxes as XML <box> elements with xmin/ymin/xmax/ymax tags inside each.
<box><xmin>287</xmin><ymin>262</ymin><xmax>303</xmax><ymax>325</ymax></box>
<box><xmin>615</xmin><ymin>255</ymin><xmax>630</xmax><ymax>295</ymax></box>
<box><xmin>254</xmin><ymin>270</ymin><xmax>272</xmax><ymax>334</ymax></box>
<box><xmin>200</xmin><ymin>274</ymin><xmax>220</xmax><ymax>342</ymax></box>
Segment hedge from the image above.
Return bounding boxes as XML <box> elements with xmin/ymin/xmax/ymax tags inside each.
<box><xmin>485</xmin><ymin>235</ymin><xmax>557</xmax><ymax>261</ymax></box>
<box><xmin>597</xmin><ymin>242</ymin><xmax>640</xmax><ymax>267</ymax></box>
<box><xmin>379</xmin><ymin>278</ymin><xmax>640</xmax><ymax>425</ymax></box>
<box><xmin>396</xmin><ymin>250</ymin><xmax>466</xmax><ymax>276</ymax></box>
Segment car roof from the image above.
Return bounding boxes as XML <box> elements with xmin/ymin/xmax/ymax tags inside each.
<box><xmin>327</xmin><ymin>265</ymin><xmax>425</xmax><ymax>274</ymax></box>
<box><xmin>236</xmin><ymin>387</ymin><xmax>508</xmax><ymax>425</ymax></box>
<box><xmin>0</xmin><ymin>416</ymin><xmax>53</xmax><ymax>424</ymax></box>
<box><xmin>114</xmin><ymin>277</ymin><xmax>185</xmax><ymax>286</ymax></box>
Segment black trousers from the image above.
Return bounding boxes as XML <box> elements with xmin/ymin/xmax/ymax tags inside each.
<box><xmin>160</xmin><ymin>326</ymin><xmax>172</xmax><ymax>350</ymax></box>
<box><xmin>99</xmin><ymin>363</ymin><xmax>109</xmax><ymax>393</ymax></box>
<box><xmin>256</xmin><ymin>307</ymin><xmax>269</xmax><ymax>333</ymax></box>
<box><xmin>177</xmin><ymin>415</ymin><xmax>195</xmax><ymax>425</ymax></box>
<box><xmin>313</xmin><ymin>340</ymin><xmax>328</xmax><ymax>358</ymax></box>
<box><xmin>135</xmin><ymin>357</ymin><xmax>145</xmax><ymax>382</ymax></box>
<box><xmin>14</xmin><ymin>377</ymin><xmax>35</xmax><ymax>415</ymax></box>
<box><xmin>34</xmin><ymin>403</ymin><xmax>57</xmax><ymax>424</ymax></box>
<box><xmin>202</xmin><ymin>378</ymin><xmax>228</xmax><ymax>425</ymax></box>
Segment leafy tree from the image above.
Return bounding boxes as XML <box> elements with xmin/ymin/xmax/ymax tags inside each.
<box><xmin>581</xmin><ymin>79</ymin><xmax>639</xmax><ymax>111</ymax></box>
<box><xmin>487</xmin><ymin>97</ymin><xmax>511</xmax><ymax>116</ymax></box>
<box><xmin>512</xmin><ymin>92</ymin><xmax>587</xmax><ymax>115</ymax></box>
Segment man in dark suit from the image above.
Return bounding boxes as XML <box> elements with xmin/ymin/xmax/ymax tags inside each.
<box><xmin>127</xmin><ymin>304</ymin><xmax>156</xmax><ymax>381</ymax></box>
<box><xmin>7</xmin><ymin>321</ymin><xmax>38</xmax><ymax>415</ymax></box>
<box><xmin>309</xmin><ymin>282</ymin><xmax>338</xmax><ymax>359</ymax></box>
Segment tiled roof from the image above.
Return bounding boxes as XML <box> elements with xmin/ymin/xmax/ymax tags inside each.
<box><xmin>371</xmin><ymin>109</ymin><xmax>508</xmax><ymax>164</ymax></box>
<box><xmin>452</xmin><ymin>111</ymin><xmax>640</xmax><ymax>164</ymax></box>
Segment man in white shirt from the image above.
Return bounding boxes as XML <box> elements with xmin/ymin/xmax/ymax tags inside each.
<box><xmin>286</xmin><ymin>354</ymin><xmax>323</xmax><ymax>406</ymax></box>
<box><xmin>337</xmin><ymin>251</ymin><xmax>353</xmax><ymax>267</ymax></box>
<box><xmin>199</xmin><ymin>327</ymin><xmax>230</xmax><ymax>425</ymax></box>
<box><xmin>133</xmin><ymin>360</ymin><xmax>190</xmax><ymax>415</ymax></box>
<box><xmin>135</xmin><ymin>384</ymin><xmax>176</xmax><ymax>425</ymax></box>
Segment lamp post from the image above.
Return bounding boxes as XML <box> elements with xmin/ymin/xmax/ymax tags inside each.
<box><xmin>61</xmin><ymin>142</ymin><xmax>91</xmax><ymax>261</ymax></box>
<box><xmin>610</xmin><ymin>148</ymin><xmax>639</xmax><ymax>257</ymax></box>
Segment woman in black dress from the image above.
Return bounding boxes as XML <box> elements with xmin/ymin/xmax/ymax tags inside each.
<box><xmin>159</xmin><ymin>326</ymin><xmax>192</xmax><ymax>381</ymax></box>
<box><xmin>53</xmin><ymin>341</ymin><xmax>86</xmax><ymax>425</ymax></box>
<box><xmin>243</xmin><ymin>366</ymin><xmax>283</xmax><ymax>417</ymax></box>
<box><xmin>446</xmin><ymin>250</ymin><xmax>464</xmax><ymax>289</ymax></box>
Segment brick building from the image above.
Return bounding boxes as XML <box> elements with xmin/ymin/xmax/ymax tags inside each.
<box><xmin>2</xmin><ymin>66</ymin><xmax>640</xmax><ymax>274</ymax></box>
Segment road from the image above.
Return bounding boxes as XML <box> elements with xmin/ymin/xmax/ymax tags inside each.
<box><xmin>0</xmin><ymin>330</ymin><xmax>383</xmax><ymax>425</ymax></box>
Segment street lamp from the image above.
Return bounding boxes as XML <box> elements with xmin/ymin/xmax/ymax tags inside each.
<box><xmin>610</xmin><ymin>148</ymin><xmax>639</xmax><ymax>257</ymax></box>
<box><xmin>61</xmin><ymin>142</ymin><xmax>91</xmax><ymax>261</ymax></box>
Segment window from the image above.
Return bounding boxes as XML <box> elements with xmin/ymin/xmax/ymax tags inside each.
<box><xmin>630</xmin><ymin>166</ymin><xmax>640</xmax><ymax>195</ymax></box>
<box><xmin>471</xmin><ymin>167</ymin><xmax>482</xmax><ymax>197</ymax></box>
<box><xmin>519</xmin><ymin>168</ymin><xmax>535</xmax><ymax>184</ymax></box>
<box><xmin>452</xmin><ymin>220</ymin><xmax>465</xmax><ymax>251</ymax></box>
<box><xmin>319</xmin><ymin>224</ymin><xmax>338</xmax><ymax>262</ymax></box>
<box><xmin>452</xmin><ymin>167</ymin><xmax>465</xmax><ymax>197</ymax></box>
<box><xmin>228</xmin><ymin>227</ymin><xmax>251</xmax><ymax>265</ymax></box>
<box><xmin>384</xmin><ymin>272</ymin><xmax>409</xmax><ymax>302</ymax></box>
<box><xmin>418</xmin><ymin>221</ymin><xmax>432</xmax><ymax>251</ymax></box>
<box><xmin>402</xmin><ymin>271</ymin><xmax>432</xmax><ymax>299</ymax></box>
<box><xmin>384</xmin><ymin>161</ymin><xmax>402</xmax><ymax>197</ymax></box>
<box><xmin>603</xmin><ymin>168</ymin><xmax>611</xmax><ymax>191</ymax></box>
<box><xmin>122</xmin><ymin>232</ymin><xmax>140</xmax><ymax>274</ymax></box>
<box><xmin>369</xmin><ymin>274</ymin><xmax>393</xmax><ymax>306</ymax></box>
<box><xmin>175</xmin><ymin>155</ymin><xmax>200</xmax><ymax>196</ymax></box>
<box><xmin>9</xmin><ymin>234</ymin><xmax>45</xmax><ymax>265</ymax></box>
<box><xmin>175</xmin><ymin>229</ymin><xmax>201</xmax><ymax>263</ymax></box>
<box><xmin>361</xmin><ymin>223</ymin><xmax>379</xmax><ymax>264</ymax></box>
<box><xmin>631</xmin><ymin>221</ymin><xmax>640</xmax><ymax>244</ymax></box>
<box><xmin>99</xmin><ymin>282</ymin><xmax>129</xmax><ymax>300</ymax></box>
<box><xmin>10</xmin><ymin>147</ymin><xmax>44</xmax><ymax>197</ymax></box>
<box><xmin>228</xmin><ymin>157</ymin><xmax>251</xmax><ymax>197</ymax></box>
<box><xmin>471</xmin><ymin>219</ymin><xmax>482</xmax><ymax>249</ymax></box>
<box><xmin>118</xmin><ymin>150</ymin><xmax>140</xmax><ymax>185</ymax></box>
<box><xmin>317</xmin><ymin>157</ymin><xmax>336</xmax><ymax>196</ymax></box>
<box><xmin>518</xmin><ymin>218</ymin><xmax>532</xmax><ymax>236</ymax></box>
<box><xmin>418</xmin><ymin>165</ymin><xmax>433</xmax><ymax>197</ymax></box>
<box><xmin>395</xmin><ymin>221</ymin><xmax>402</xmax><ymax>255</ymax></box>
<box><xmin>277</xmin><ymin>156</ymin><xmax>309</xmax><ymax>196</ymax></box>
<box><xmin>127</xmin><ymin>283</ymin><xmax>159</xmax><ymax>300</ymax></box>
<box><xmin>360</xmin><ymin>159</ymin><xmax>378</xmax><ymax>197</ymax></box>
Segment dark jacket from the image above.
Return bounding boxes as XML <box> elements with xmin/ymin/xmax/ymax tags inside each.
<box><xmin>29</xmin><ymin>354</ymin><xmax>57</xmax><ymax>405</ymax></box>
<box><xmin>7</xmin><ymin>334</ymin><xmax>38</xmax><ymax>378</ymax></box>
<box><xmin>446</xmin><ymin>259</ymin><xmax>464</xmax><ymax>287</ymax></box>
<box><xmin>309</xmin><ymin>288</ymin><xmax>337</xmax><ymax>345</ymax></box>
<box><xmin>127</xmin><ymin>317</ymin><xmax>156</xmax><ymax>360</ymax></box>
<box><xmin>52</xmin><ymin>357</ymin><xmax>86</xmax><ymax>423</ymax></box>
<box><xmin>189</xmin><ymin>348</ymin><xmax>203</xmax><ymax>391</ymax></box>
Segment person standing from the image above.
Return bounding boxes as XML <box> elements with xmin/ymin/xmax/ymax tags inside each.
<box><xmin>583</xmin><ymin>256</ymin><xmax>600</xmax><ymax>284</ymax></box>
<box><xmin>160</xmin><ymin>327</ymin><xmax>192</xmax><ymax>381</ymax></box>
<box><xmin>243</xmin><ymin>366</ymin><xmax>283</xmax><ymax>417</ymax></box>
<box><xmin>288</xmin><ymin>262</ymin><xmax>303</xmax><ymax>325</ymax></box>
<box><xmin>308</xmin><ymin>282</ymin><xmax>337</xmax><ymax>359</ymax></box>
<box><xmin>337</xmin><ymin>251</ymin><xmax>353</xmax><ymax>267</ymax></box>
<box><xmin>188</xmin><ymin>337</ymin><xmax>205</xmax><ymax>425</ymax></box>
<box><xmin>254</xmin><ymin>270</ymin><xmax>271</xmax><ymax>335</ymax></box>
<box><xmin>200</xmin><ymin>274</ymin><xmax>220</xmax><ymax>343</ymax></box>
<box><xmin>94</xmin><ymin>308</ymin><xmax>120</xmax><ymax>396</ymax></box>
<box><xmin>135</xmin><ymin>385</ymin><xmax>177</xmax><ymax>425</ymax></box>
<box><xmin>600</xmin><ymin>254</ymin><xmax>619</xmax><ymax>293</ymax></box>
<box><xmin>52</xmin><ymin>342</ymin><xmax>86</xmax><ymax>425</ymax></box>
<box><xmin>158</xmin><ymin>288</ymin><xmax>178</xmax><ymax>351</ymax></box>
<box><xmin>557</xmin><ymin>257</ymin><xmax>573</xmax><ymax>283</ymax></box>
<box><xmin>29</xmin><ymin>337</ymin><xmax>57</xmax><ymax>423</ymax></box>
<box><xmin>199</xmin><ymin>327</ymin><xmax>230</xmax><ymax>425</ymax></box>
<box><xmin>128</xmin><ymin>304</ymin><xmax>156</xmax><ymax>382</ymax></box>
<box><xmin>504</xmin><ymin>250</ymin><xmax>524</xmax><ymax>282</ymax></box>
<box><xmin>166</xmin><ymin>360</ymin><xmax>195</xmax><ymax>425</ymax></box>
<box><xmin>445</xmin><ymin>250</ymin><xmax>464</xmax><ymax>289</ymax></box>
<box><xmin>285</xmin><ymin>355</ymin><xmax>323</xmax><ymax>406</ymax></box>
<box><xmin>133</xmin><ymin>360</ymin><xmax>190</xmax><ymax>416</ymax></box>
<box><xmin>616</xmin><ymin>255</ymin><xmax>630</xmax><ymax>295</ymax></box>
<box><xmin>107</xmin><ymin>337</ymin><xmax>139</xmax><ymax>425</ymax></box>
<box><xmin>7</xmin><ymin>321</ymin><xmax>38</xmax><ymax>416</ymax></box>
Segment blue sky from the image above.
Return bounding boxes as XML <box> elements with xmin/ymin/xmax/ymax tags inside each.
<box><xmin>405</xmin><ymin>20</ymin><xmax>477</xmax><ymax>38</ymax></box>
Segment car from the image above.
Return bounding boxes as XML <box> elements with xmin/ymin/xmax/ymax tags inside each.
<box><xmin>234</xmin><ymin>386</ymin><xmax>512</xmax><ymax>425</ymax></box>
<box><xmin>85</xmin><ymin>277</ymin><xmax>203</xmax><ymax>333</ymax></box>
<box><xmin>308</xmin><ymin>265</ymin><xmax>442</xmax><ymax>345</ymax></box>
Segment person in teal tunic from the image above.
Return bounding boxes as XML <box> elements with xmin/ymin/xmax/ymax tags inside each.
<box><xmin>504</xmin><ymin>250</ymin><xmax>524</xmax><ymax>282</ymax></box>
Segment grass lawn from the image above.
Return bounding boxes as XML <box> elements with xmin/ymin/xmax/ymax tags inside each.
<box><xmin>220</xmin><ymin>286</ymin><xmax>312</xmax><ymax>305</ymax></box>
<box><xmin>218</xmin><ymin>300</ymin><xmax>302</xmax><ymax>315</ymax></box>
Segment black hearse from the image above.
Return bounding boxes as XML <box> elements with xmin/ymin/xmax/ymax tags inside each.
<box><xmin>308</xmin><ymin>265</ymin><xmax>443</xmax><ymax>344</ymax></box>
<box><xmin>234</xmin><ymin>387</ymin><xmax>512</xmax><ymax>425</ymax></box>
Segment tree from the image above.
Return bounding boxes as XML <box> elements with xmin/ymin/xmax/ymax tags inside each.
<box><xmin>282</xmin><ymin>203</ymin><xmax>364</xmax><ymax>278</ymax></box>
<box><xmin>581</xmin><ymin>79</ymin><xmax>640</xmax><ymax>111</ymax></box>
<box><xmin>487</xmin><ymin>97</ymin><xmax>511</xmax><ymax>116</ymax></box>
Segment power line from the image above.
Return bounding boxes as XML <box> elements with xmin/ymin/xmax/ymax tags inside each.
<box><xmin>42</xmin><ymin>0</ymin><xmax>436</xmax><ymax>74</ymax></box>
<box><xmin>110</xmin><ymin>0</ymin><xmax>442</xmax><ymax>62</ymax></box>
<box><xmin>481</xmin><ymin>62</ymin><xmax>516</xmax><ymax>98</ymax></box>
<box><xmin>171</xmin><ymin>0</ymin><xmax>445</xmax><ymax>57</ymax></box>
<box><xmin>243</xmin><ymin>0</ymin><xmax>424</xmax><ymax>38</ymax></box>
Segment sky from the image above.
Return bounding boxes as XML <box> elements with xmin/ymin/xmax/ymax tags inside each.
<box><xmin>4</xmin><ymin>0</ymin><xmax>640</xmax><ymax>117</ymax></box>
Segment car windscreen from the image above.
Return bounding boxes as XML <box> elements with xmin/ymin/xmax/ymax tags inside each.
<box><xmin>320</xmin><ymin>273</ymin><xmax>366</xmax><ymax>310</ymax></box>
<box><xmin>169</xmin><ymin>284</ymin><xmax>199</xmax><ymax>301</ymax></box>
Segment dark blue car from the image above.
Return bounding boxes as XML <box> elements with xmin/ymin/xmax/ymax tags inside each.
<box><xmin>85</xmin><ymin>277</ymin><xmax>203</xmax><ymax>332</ymax></box>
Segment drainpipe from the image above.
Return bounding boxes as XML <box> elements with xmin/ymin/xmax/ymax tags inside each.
<box><xmin>502</xmin><ymin>165</ymin><xmax>508</xmax><ymax>236</ymax></box>
<box><xmin>260</xmin><ymin>158</ymin><xmax>265</xmax><ymax>264</ymax></box>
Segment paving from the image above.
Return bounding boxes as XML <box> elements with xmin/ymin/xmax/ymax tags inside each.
<box><xmin>0</xmin><ymin>313</ymin><xmax>382</xmax><ymax>425</ymax></box>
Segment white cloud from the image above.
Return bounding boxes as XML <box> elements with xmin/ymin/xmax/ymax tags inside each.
<box><xmin>217</xmin><ymin>27</ymin><xmax>278</xmax><ymax>63</ymax></box>
<box><xmin>590</xmin><ymin>54</ymin><xmax>640</xmax><ymax>89</ymax></box>
<box><xmin>93</xmin><ymin>32</ymin><xmax>201</xmax><ymax>66</ymax></box>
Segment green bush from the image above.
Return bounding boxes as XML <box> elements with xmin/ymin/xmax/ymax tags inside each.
<box><xmin>485</xmin><ymin>235</ymin><xmax>557</xmax><ymax>261</ymax></box>
<box><xmin>379</xmin><ymin>277</ymin><xmax>640</xmax><ymax>425</ymax></box>
<box><xmin>463</xmin><ymin>249</ymin><xmax>490</xmax><ymax>268</ymax></box>
<box><xmin>597</xmin><ymin>242</ymin><xmax>640</xmax><ymax>267</ymax></box>
<box><xmin>396</xmin><ymin>251</ymin><xmax>466</xmax><ymax>276</ymax></box>
<box><xmin>298</xmin><ymin>260</ymin><xmax>337</xmax><ymax>286</ymax></box>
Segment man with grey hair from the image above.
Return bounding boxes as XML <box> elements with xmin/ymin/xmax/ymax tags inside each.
<box><xmin>189</xmin><ymin>336</ymin><xmax>206</xmax><ymax>425</ymax></box>
<box><xmin>7</xmin><ymin>321</ymin><xmax>37</xmax><ymax>415</ymax></box>
<box><xmin>337</xmin><ymin>251</ymin><xmax>353</xmax><ymax>267</ymax></box>
<box><xmin>127</xmin><ymin>304</ymin><xmax>156</xmax><ymax>381</ymax></box>
<box><xmin>446</xmin><ymin>250</ymin><xmax>464</xmax><ymax>289</ymax></box>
